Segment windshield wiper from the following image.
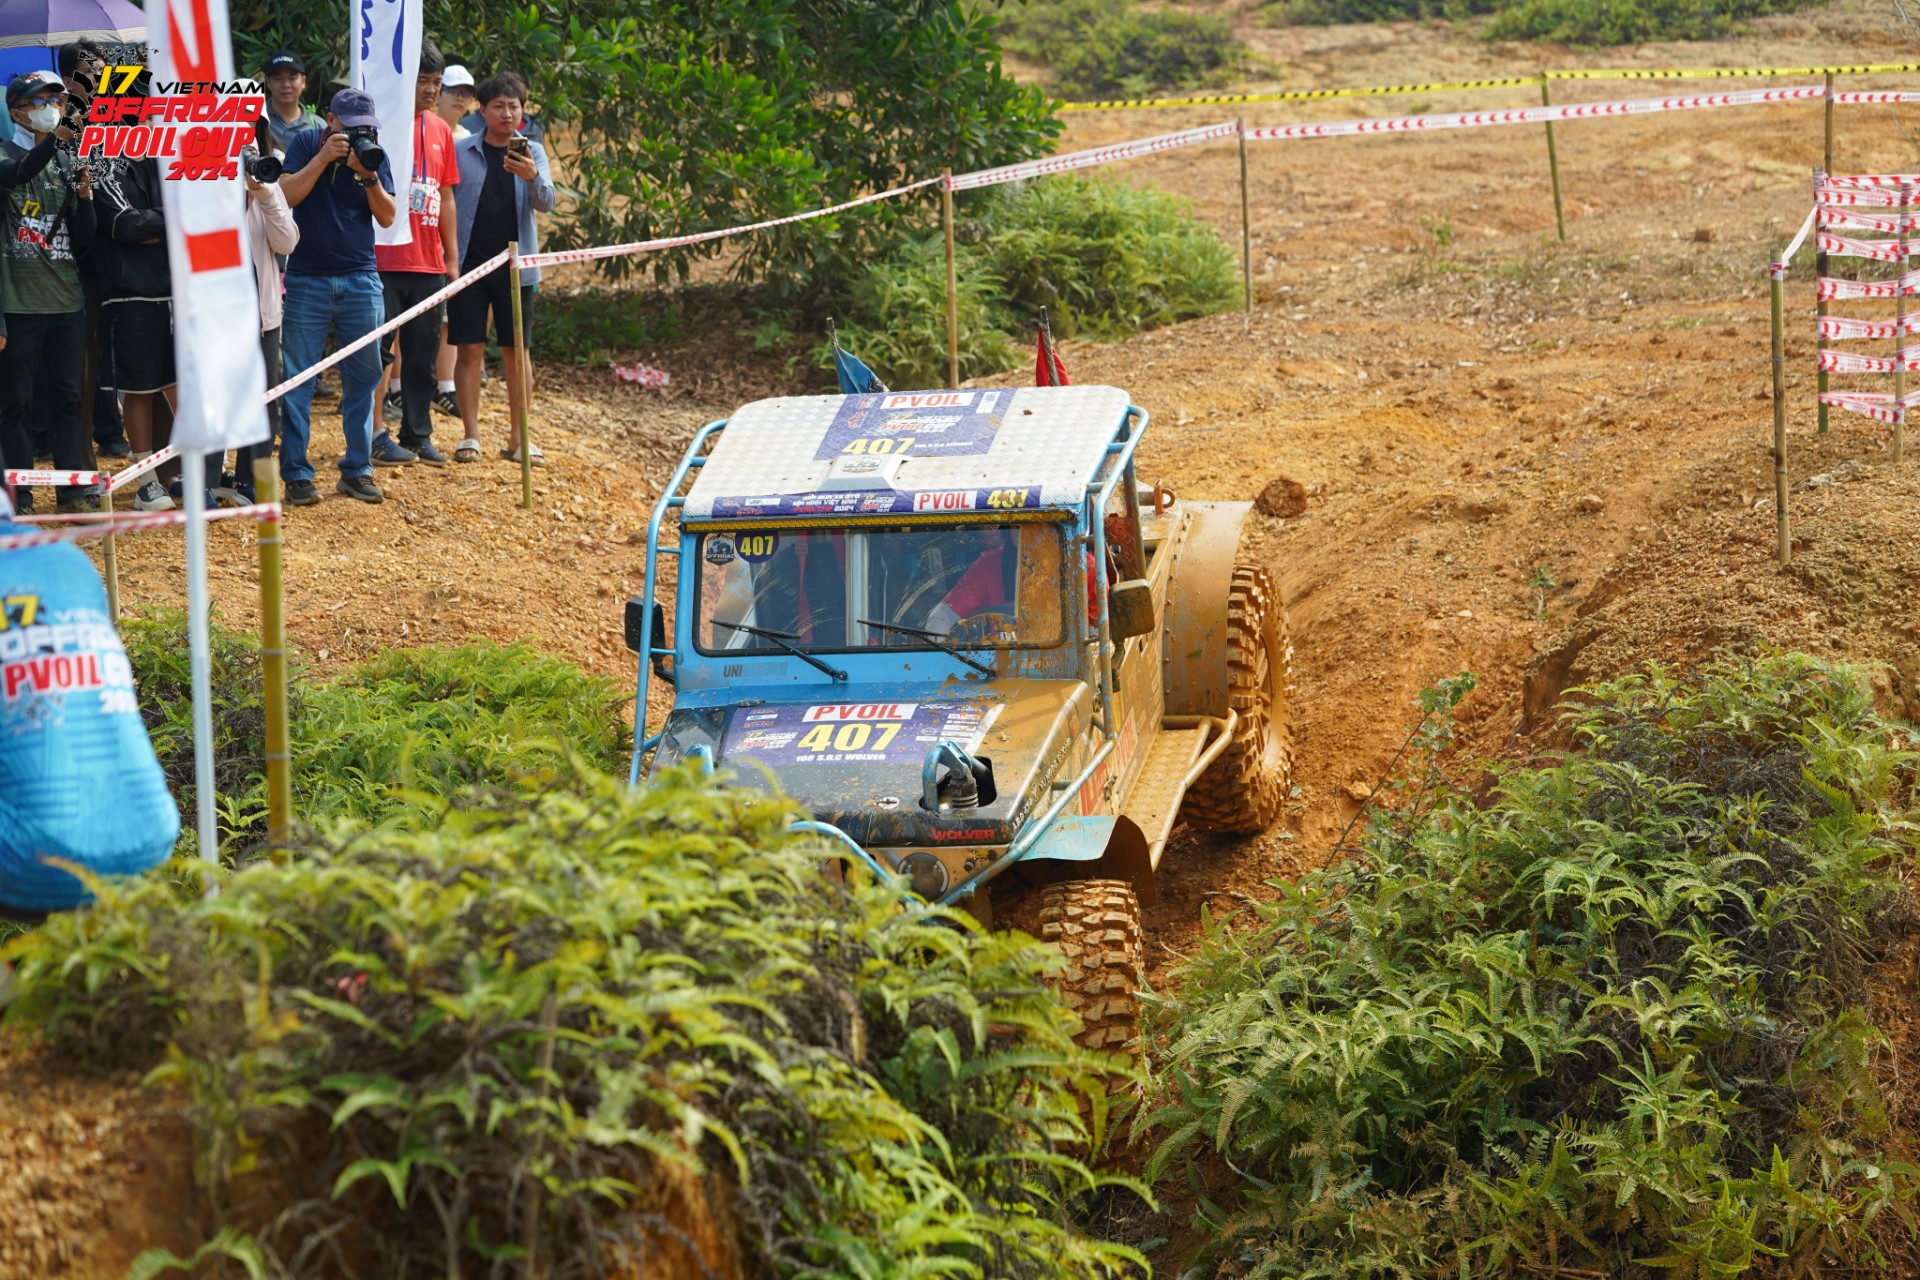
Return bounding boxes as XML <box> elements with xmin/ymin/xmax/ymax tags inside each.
<box><xmin>713</xmin><ymin>620</ymin><xmax>847</xmax><ymax>681</ymax></box>
<box><xmin>859</xmin><ymin>619</ymin><xmax>996</xmax><ymax>677</ymax></box>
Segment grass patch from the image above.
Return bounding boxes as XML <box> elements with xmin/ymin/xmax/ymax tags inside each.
<box><xmin>1000</xmin><ymin>0</ymin><xmax>1245</xmax><ymax>99</ymax></box>
<box><xmin>836</xmin><ymin>172</ymin><xmax>1238</xmax><ymax>387</ymax></box>
<box><xmin>1145</xmin><ymin>653</ymin><xmax>1920</xmax><ymax>1277</ymax></box>
<box><xmin>120</xmin><ymin>612</ymin><xmax>627</xmax><ymax>847</ymax></box>
<box><xmin>4</xmin><ymin>767</ymin><xmax>1145</xmax><ymax>1277</ymax></box>
<box><xmin>1267</xmin><ymin>0</ymin><xmax>1826</xmax><ymax>45</ymax></box>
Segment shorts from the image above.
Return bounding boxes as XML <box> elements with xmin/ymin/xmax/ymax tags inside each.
<box><xmin>101</xmin><ymin>298</ymin><xmax>176</xmax><ymax>393</ymax></box>
<box><xmin>446</xmin><ymin>269</ymin><xmax>534</xmax><ymax>349</ymax></box>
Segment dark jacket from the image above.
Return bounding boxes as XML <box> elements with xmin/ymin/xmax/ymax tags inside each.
<box><xmin>89</xmin><ymin>157</ymin><xmax>169</xmax><ymax>298</ymax></box>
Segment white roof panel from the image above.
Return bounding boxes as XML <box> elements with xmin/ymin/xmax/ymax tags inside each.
<box><xmin>682</xmin><ymin>385</ymin><xmax>1133</xmax><ymax>520</ymax></box>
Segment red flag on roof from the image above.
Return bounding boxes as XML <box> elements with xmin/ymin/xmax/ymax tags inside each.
<box><xmin>1035</xmin><ymin>324</ymin><xmax>1070</xmax><ymax>387</ymax></box>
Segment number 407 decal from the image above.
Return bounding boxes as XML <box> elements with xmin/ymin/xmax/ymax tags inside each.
<box><xmin>797</xmin><ymin>721</ymin><xmax>901</xmax><ymax>753</ymax></box>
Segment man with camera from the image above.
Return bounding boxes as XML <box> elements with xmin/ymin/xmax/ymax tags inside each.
<box><xmin>449</xmin><ymin>72</ymin><xmax>552</xmax><ymax>466</ymax></box>
<box><xmin>0</xmin><ymin>71</ymin><xmax>95</xmax><ymax>514</ymax></box>
<box><xmin>278</xmin><ymin>88</ymin><xmax>396</xmax><ymax>506</ymax></box>
<box><xmin>370</xmin><ymin>39</ymin><xmax>459</xmax><ymax>468</ymax></box>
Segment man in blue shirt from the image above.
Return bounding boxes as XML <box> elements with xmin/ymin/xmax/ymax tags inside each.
<box><xmin>278</xmin><ymin>88</ymin><xmax>397</xmax><ymax>506</ymax></box>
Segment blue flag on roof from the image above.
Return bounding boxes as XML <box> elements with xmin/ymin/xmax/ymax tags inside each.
<box><xmin>828</xmin><ymin>321</ymin><xmax>889</xmax><ymax>395</ymax></box>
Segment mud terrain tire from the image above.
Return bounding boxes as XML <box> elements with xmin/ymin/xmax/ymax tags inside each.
<box><xmin>1037</xmin><ymin>879</ymin><xmax>1145</xmax><ymax>1054</ymax></box>
<box><xmin>1183</xmin><ymin>565</ymin><xmax>1295</xmax><ymax>833</ymax></box>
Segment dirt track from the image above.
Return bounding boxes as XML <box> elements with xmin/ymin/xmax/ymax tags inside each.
<box><xmin>16</xmin><ymin>5</ymin><xmax>1920</xmax><ymax>1272</ymax></box>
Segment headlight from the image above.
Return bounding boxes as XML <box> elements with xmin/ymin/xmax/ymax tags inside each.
<box><xmin>897</xmin><ymin>852</ymin><xmax>950</xmax><ymax>899</ymax></box>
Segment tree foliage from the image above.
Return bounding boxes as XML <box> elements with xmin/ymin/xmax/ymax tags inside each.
<box><xmin>1146</xmin><ymin>653</ymin><xmax>1920</xmax><ymax>1277</ymax></box>
<box><xmin>229</xmin><ymin>1</ymin><xmax>1059</xmax><ymax>289</ymax></box>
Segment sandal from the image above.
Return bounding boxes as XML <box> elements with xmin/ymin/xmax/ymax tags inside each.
<box><xmin>455</xmin><ymin>439</ymin><xmax>481</xmax><ymax>463</ymax></box>
<box><xmin>500</xmin><ymin>443</ymin><xmax>546</xmax><ymax>467</ymax></box>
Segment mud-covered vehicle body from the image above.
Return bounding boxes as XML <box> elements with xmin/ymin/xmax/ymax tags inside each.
<box><xmin>626</xmin><ymin>385</ymin><xmax>1293</xmax><ymax>1047</ymax></box>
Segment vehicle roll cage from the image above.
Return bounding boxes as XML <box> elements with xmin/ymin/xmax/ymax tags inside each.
<box><xmin>627</xmin><ymin>402</ymin><xmax>1149</xmax><ymax>906</ymax></box>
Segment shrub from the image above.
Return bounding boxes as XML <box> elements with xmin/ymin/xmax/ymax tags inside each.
<box><xmin>119</xmin><ymin>614</ymin><xmax>627</xmax><ymax>845</ymax></box>
<box><xmin>1268</xmin><ymin>0</ymin><xmax>1825</xmax><ymax>44</ymax></box>
<box><xmin>530</xmin><ymin>290</ymin><xmax>683</xmax><ymax>366</ymax></box>
<box><xmin>833</xmin><ymin>172</ymin><xmax>1238</xmax><ymax>386</ymax></box>
<box><xmin>1001</xmin><ymin>0</ymin><xmax>1245</xmax><ymax>99</ymax></box>
<box><xmin>1145</xmin><ymin>653</ymin><xmax>1920</xmax><ymax>1277</ymax></box>
<box><xmin>3</xmin><ymin>766</ymin><xmax>1147</xmax><ymax>1278</ymax></box>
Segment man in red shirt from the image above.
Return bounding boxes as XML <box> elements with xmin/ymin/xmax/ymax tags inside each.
<box><xmin>370</xmin><ymin>39</ymin><xmax>459</xmax><ymax>467</ymax></box>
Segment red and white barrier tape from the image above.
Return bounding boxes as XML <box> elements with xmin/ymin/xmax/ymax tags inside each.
<box><xmin>1247</xmin><ymin>85</ymin><xmax>1826</xmax><ymax>143</ymax></box>
<box><xmin>1815</xmin><ymin>231</ymin><xmax>1916</xmax><ymax>263</ymax></box>
<box><xmin>1817</xmin><ymin>390</ymin><xmax>1920</xmax><ymax>424</ymax></box>
<box><xmin>1818</xmin><ymin>313</ymin><xmax>1920</xmax><ymax>340</ymax></box>
<box><xmin>1770</xmin><ymin>207</ymin><xmax>1817</xmax><ymax>279</ymax></box>
<box><xmin>259</xmin><ymin>249</ymin><xmax>512</xmax><ymax>406</ymax></box>
<box><xmin>0</xmin><ymin>501</ymin><xmax>280</xmax><ymax>551</ymax></box>
<box><xmin>517</xmin><ymin>177</ymin><xmax>943</xmax><ymax>269</ymax></box>
<box><xmin>107</xmin><ymin>446</ymin><xmax>178</xmax><ymax>494</ymax></box>
<box><xmin>945</xmin><ymin>123</ymin><xmax>1238</xmax><ymax>192</ymax></box>
<box><xmin>1817</xmin><ymin>271</ymin><xmax>1920</xmax><ymax>299</ymax></box>
<box><xmin>1831</xmin><ymin>93</ymin><xmax>1920</xmax><ymax>105</ymax></box>
<box><xmin>1817</xmin><ymin>348</ymin><xmax>1920</xmax><ymax>373</ymax></box>
<box><xmin>611</xmin><ymin>360</ymin><xmax>670</xmax><ymax>387</ymax></box>
<box><xmin>2</xmin><ymin>468</ymin><xmax>107</xmax><ymax>489</ymax></box>
<box><xmin>1822</xmin><ymin>173</ymin><xmax>1920</xmax><ymax>188</ymax></box>
<box><xmin>1817</xmin><ymin>206</ymin><xmax>1920</xmax><ymax>234</ymax></box>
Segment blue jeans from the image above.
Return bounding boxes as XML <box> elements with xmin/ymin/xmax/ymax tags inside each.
<box><xmin>279</xmin><ymin>271</ymin><xmax>384</xmax><ymax>483</ymax></box>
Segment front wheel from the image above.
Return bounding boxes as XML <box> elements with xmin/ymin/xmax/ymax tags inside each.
<box><xmin>1037</xmin><ymin>879</ymin><xmax>1145</xmax><ymax>1056</ymax></box>
<box><xmin>1182</xmin><ymin>565</ymin><xmax>1296</xmax><ymax>833</ymax></box>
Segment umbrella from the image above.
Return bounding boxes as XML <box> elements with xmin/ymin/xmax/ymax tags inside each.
<box><xmin>0</xmin><ymin>0</ymin><xmax>144</xmax><ymax>50</ymax></box>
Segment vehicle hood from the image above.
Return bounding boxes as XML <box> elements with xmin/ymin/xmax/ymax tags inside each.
<box><xmin>662</xmin><ymin>680</ymin><xmax>1091</xmax><ymax>847</ymax></box>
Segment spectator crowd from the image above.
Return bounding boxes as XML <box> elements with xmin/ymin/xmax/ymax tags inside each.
<box><xmin>0</xmin><ymin>37</ymin><xmax>554</xmax><ymax>514</ymax></box>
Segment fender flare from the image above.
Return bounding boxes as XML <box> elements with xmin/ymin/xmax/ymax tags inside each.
<box><xmin>1162</xmin><ymin>500</ymin><xmax>1253</xmax><ymax>720</ymax></box>
<box><xmin>1011</xmin><ymin>813</ymin><xmax>1156</xmax><ymax>906</ymax></box>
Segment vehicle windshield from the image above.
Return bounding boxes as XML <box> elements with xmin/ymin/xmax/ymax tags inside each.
<box><xmin>695</xmin><ymin>523</ymin><xmax>1065</xmax><ymax>653</ymax></box>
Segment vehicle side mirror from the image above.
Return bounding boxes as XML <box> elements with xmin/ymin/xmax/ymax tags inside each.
<box><xmin>1107</xmin><ymin>579</ymin><xmax>1155</xmax><ymax>641</ymax></box>
<box><xmin>624</xmin><ymin>598</ymin><xmax>675</xmax><ymax>686</ymax></box>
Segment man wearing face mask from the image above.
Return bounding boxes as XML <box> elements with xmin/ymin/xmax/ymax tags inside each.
<box><xmin>0</xmin><ymin>71</ymin><xmax>95</xmax><ymax>516</ymax></box>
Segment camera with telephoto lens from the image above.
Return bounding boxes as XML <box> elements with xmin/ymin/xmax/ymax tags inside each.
<box><xmin>240</xmin><ymin>146</ymin><xmax>281</xmax><ymax>182</ymax></box>
<box><xmin>343</xmin><ymin>125</ymin><xmax>384</xmax><ymax>172</ymax></box>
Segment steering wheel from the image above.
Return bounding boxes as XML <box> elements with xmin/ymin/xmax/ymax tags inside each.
<box><xmin>890</xmin><ymin>560</ymin><xmax>971</xmax><ymax>629</ymax></box>
<box><xmin>951</xmin><ymin>610</ymin><xmax>1015</xmax><ymax>644</ymax></box>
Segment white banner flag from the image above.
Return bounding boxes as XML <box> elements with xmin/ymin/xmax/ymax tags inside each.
<box><xmin>351</xmin><ymin>0</ymin><xmax>421</xmax><ymax>247</ymax></box>
<box><xmin>146</xmin><ymin>0</ymin><xmax>269</xmax><ymax>452</ymax></box>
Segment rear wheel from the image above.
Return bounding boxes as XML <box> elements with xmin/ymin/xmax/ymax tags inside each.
<box><xmin>1183</xmin><ymin>565</ymin><xmax>1295</xmax><ymax>833</ymax></box>
<box><xmin>1037</xmin><ymin>879</ymin><xmax>1145</xmax><ymax>1055</ymax></box>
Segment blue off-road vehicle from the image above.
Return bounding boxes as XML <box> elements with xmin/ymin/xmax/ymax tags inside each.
<box><xmin>625</xmin><ymin>384</ymin><xmax>1295</xmax><ymax>1048</ymax></box>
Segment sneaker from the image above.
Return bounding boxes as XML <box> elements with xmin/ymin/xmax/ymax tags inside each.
<box><xmin>336</xmin><ymin>474</ymin><xmax>384</xmax><ymax>503</ymax></box>
<box><xmin>383</xmin><ymin>389</ymin><xmax>403</xmax><ymax>421</ymax></box>
<box><xmin>284</xmin><ymin>479</ymin><xmax>320</xmax><ymax>506</ymax></box>
<box><xmin>96</xmin><ymin>437</ymin><xmax>131</xmax><ymax>458</ymax></box>
<box><xmin>134</xmin><ymin>479</ymin><xmax>175</xmax><ymax>511</ymax></box>
<box><xmin>371</xmin><ymin>434</ymin><xmax>416</xmax><ymax>466</ymax></box>
<box><xmin>166</xmin><ymin>478</ymin><xmax>183</xmax><ymax>502</ymax></box>
<box><xmin>233</xmin><ymin>481</ymin><xmax>256</xmax><ymax>506</ymax></box>
<box><xmin>56</xmin><ymin>493</ymin><xmax>100</xmax><ymax>514</ymax></box>
<box><xmin>210</xmin><ymin>484</ymin><xmax>242</xmax><ymax>508</ymax></box>
<box><xmin>13</xmin><ymin>489</ymin><xmax>32</xmax><ymax>515</ymax></box>
<box><xmin>433</xmin><ymin>389</ymin><xmax>460</xmax><ymax>417</ymax></box>
<box><xmin>412</xmin><ymin>440</ymin><xmax>449</xmax><ymax>467</ymax></box>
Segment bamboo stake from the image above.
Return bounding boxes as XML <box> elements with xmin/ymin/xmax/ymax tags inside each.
<box><xmin>1899</xmin><ymin>184</ymin><xmax>1912</xmax><ymax>465</ymax></box>
<box><xmin>1816</xmin><ymin>169</ymin><xmax>1830</xmax><ymax>434</ymax></box>
<box><xmin>253</xmin><ymin>460</ymin><xmax>291</xmax><ymax>850</ymax></box>
<box><xmin>510</xmin><ymin>242</ymin><xmax>533</xmax><ymax>510</ymax></box>
<box><xmin>1771</xmin><ymin>274</ymin><xmax>1790</xmax><ymax>565</ymax></box>
<box><xmin>942</xmin><ymin>173</ymin><xmax>958</xmax><ymax>386</ymax></box>
<box><xmin>101</xmin><ymin>525</ymin><xmax>119</xmax><ymax>619</ymax></box>
<box><xmin>1238</xmin><ymin>118</ymin><xmax>1252</xmax><ymax>314</ymax></box>
<box><xmin>1540</xmin><ymin>74</ymin><xmax>1566</xmax><ymax>243</ymax></box>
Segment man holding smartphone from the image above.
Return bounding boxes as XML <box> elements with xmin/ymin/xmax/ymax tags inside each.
<box><xmin>448</xmin><ymin>71</ymin><xmax>552</xmax><ymax>466</ymax></box>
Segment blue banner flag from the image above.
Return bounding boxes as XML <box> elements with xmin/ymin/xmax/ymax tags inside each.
<box><xmin>834</xmin><ymin>345</ymin><xmax>889</xmax><ymax>396</ymax></box>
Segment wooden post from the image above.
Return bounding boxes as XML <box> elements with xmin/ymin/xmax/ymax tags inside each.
<box><xmin>1238</xmin><ymin>118</ymin><xmax>1252</xmax><ymax>314</ymax></box>
<box><xmin>509</xmin><ymin>242</ymin><xmax>532</xmax><ymax>509</ymax></box>
<box><xmin>942</xmin><ymin>173</ymin><xmax>958</xmax><ymax>386</ymax></box>
<box><xmin>252</xmin><ymin>459</ymin><xmax>292</xmax><ymax>848</ymax></box>
<box><xmin>1540</xmin><ymin>74</ymin><xmax>1566</xmax><ymax>244</ymax></box>
<box><xmin>1816</xmin><ymin>168</ymin><xmax>1830</xmax><ymax>434</ymax></box>
<box><xmin>1898</xmin><ymin>185</ymin><xmax>1912</xmax><ymax>465</ymax></box>
<box><xmin>101</xmin><ymin>525</ymin><xmax>119</xmax><ymax>619</ymax></box>
<box><xmin>1823</xmin><ymin>71</ymin><xmax>1834</xmax><ymax>174</ymax></box>
<box><xmin>1771</xmin><ymin>274</ymin><xmax>1790</xmax><ymax>565</ymax></box>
